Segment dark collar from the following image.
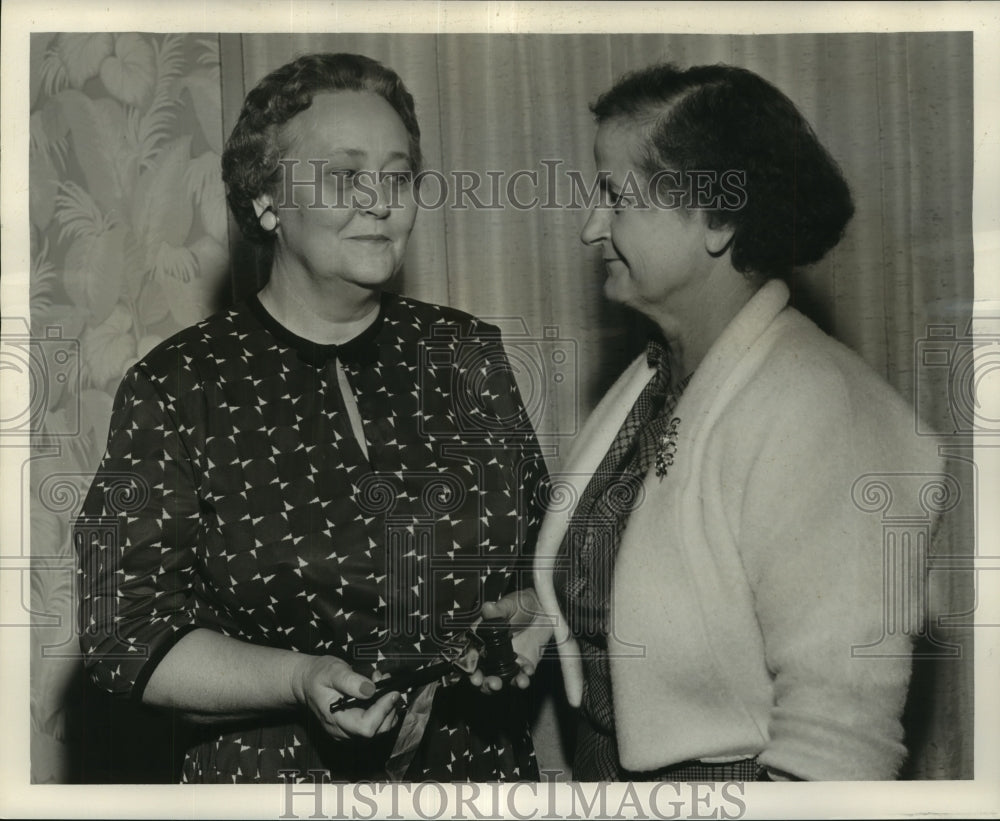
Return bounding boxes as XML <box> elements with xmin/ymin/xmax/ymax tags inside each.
<box><xmin>644</xmin><ymin>336</ymin><xmax>672</xmax><ymax>376</ymax></box>
<box><xmin>247</xmin><ymin>292</ymin><xmax>389</xmax><ymax>367</ymax></box>
<box><xmin>645</xmin><ymin>336</ymin><xmax>694</xmax><ymax>394</ymax></box>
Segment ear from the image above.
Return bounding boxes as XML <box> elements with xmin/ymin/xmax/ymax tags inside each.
<box><xmin>703</xmin><ymin>214</ymin><xmax>735</xmax><ymax>259</ymax></box>
<box><xmin>251</xmin><ymin>193</ymin><xmax>273</xmax><ymax>218</ymax></box>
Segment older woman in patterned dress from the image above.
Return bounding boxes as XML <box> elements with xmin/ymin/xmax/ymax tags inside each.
<box><xmin>76</xmin><ymin>53</ymin><xmax>549</xmax><ymax>783</ymax></box>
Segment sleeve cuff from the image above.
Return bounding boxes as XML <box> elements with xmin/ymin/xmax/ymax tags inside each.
<box><xmin>130</xmin><ymin>623</ymin><xmax>201</xmax><ymax>703</ymax></box>
<box><xmin>759</xmin><ymin>706</ymin><xmax>907</xmax><ymax>781</ymax></box>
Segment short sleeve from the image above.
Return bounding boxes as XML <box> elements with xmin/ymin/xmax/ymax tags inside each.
<box><xmin>75</xmin><ymin>366</ymin><xmax>202</xmax><ymax>700</ymax></box>
<box><xmin>466</xmin><ymin>319</ymin><xmax>551</xmax><ymax>585</ymax></box>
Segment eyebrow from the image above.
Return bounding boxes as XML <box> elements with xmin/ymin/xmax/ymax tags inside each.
<box><xmin>330</xmin><ymin>148</ymin><xmax>412</xmax><ymax>164</ymax></box>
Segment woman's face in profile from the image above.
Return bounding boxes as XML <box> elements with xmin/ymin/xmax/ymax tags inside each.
<box><xmin>268</xmin><ymin>90</ymin><xmax>418</xmax><ymax>294</ymax></box>
<box><xmin>580</xmin><ymin>119</ymin><xmax>709</xmax><ymax>318</ymax></box>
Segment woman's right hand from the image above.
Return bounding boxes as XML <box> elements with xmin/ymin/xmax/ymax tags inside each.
<box><xmin>293</xmin><ymin>654</ymin><xmax>402</xmax><ymax>740</ymax></box>
<box><xmin>467</xmin><ymin>588</ymin><xmax>554</xmax><ymax>694</ymax></box>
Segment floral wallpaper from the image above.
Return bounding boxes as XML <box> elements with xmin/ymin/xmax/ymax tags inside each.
<box><xmin>28</xmin><ymin>32</ymin><xmax>229</xmax><ymax>783</ymax></box>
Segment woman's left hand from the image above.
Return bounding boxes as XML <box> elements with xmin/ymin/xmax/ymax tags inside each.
<box><xmin>465</xmin><ymin>588</ymin><xmax>554</xmax><ymax>694</ymax></box>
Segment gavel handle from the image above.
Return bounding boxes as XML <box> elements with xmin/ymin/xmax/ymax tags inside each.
<box><xmin>328</xmin><ymin>659</ymin><xmax>459</xmax><ymax>714</ymax></box>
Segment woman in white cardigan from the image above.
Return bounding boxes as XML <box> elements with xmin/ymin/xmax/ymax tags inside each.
<box><xmin>531</xmin><ymin>63</ymin><xmax>943</xmax><ymax>782</ymax></box>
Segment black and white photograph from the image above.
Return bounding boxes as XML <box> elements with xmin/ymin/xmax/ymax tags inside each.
<box><xmin>1</xmin><ymin>1</ymin><xmax>997</xmax><ymax>818</ymax></box>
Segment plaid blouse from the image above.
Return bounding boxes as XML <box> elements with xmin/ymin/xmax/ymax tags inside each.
<box><xmin>553</xmin><ymin>338</ymin><xmax>757</xmax><ymax>781</ymax></box>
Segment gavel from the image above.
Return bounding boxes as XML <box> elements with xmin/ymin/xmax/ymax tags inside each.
<box><xmin>329</xmin><ymin>617</ymin><xmax>519</xmax><ymax>714</ymax></box>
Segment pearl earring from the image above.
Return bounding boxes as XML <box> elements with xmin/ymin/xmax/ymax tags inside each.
<box><xmin>259</xmin><ymin>207</ymin><xmax>280</xmax><ymax>232</ymax></box>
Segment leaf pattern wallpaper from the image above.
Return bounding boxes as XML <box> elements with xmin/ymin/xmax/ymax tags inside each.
<box><xmin>29</xmin><ymin>32</ymin><xmax>229</xmax><ymax>783</ymax></box>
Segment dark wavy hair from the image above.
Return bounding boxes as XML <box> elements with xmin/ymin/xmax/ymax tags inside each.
<box><xmin>592</xmin><ymin>63</ymin><xmax>854</xmax><ymax>281</ymax></box>
<box><xmin>222</xmin><ymin>52</ymin><xmax>422</xmax><ymax>244</ymax></box>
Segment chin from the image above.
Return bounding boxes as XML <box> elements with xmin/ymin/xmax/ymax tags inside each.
<box><xmin>348</xmin><ymin>265</ymin><xmax>400</xmax><ymax>289</ymax></box>
<box><xmin>603</xmin><ymin>277</ymin><xmax>629</xmax><ymax>306</ymax></box>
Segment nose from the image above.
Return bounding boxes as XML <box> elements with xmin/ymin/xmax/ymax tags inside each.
<box><xmin>360</xmin><ymin>173</ymin><xmax>392</xmax><ymax>219</ymax></box>
<box><xmin>363</xmin><ymin>188</ymin><xmax>390</xmax><ymax>219</ymax></box>
<box><xmin>580</xmin><ymin>205</ymin><xmax>609</xmax><ymax>246</ymax></box>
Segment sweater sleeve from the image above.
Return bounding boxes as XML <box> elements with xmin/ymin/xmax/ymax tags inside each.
<box><xmin>734</xmin><ymin>365</ymin><xmax>940</xmax><ymax>780</ymax></box>
<box><xmin>75</xmin><ymin>366</ymin><xmax>203</xmax><ymax>700</ymax></box>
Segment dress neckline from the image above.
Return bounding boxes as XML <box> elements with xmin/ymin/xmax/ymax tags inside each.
<box><xmin>247</xmin><ymin>291</ymin><xmax>390</xmax><ymax>367</ymax></box>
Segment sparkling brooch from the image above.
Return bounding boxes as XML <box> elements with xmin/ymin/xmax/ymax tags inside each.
<box><xmin>655</xmin><ymin>417</ymin><xmax>681</xmax><ymax>479</ymax></box>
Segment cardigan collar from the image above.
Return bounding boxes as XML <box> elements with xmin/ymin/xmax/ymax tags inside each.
<box><xmin>561</xmin><ymin>277</ymin><xmax>792</xmax><ymax>513</ymax></box>
<box><xmin>674</xmin><ymin>278</ymin><xmax>791</xmax><ymax>428</ymax></box>
<box><xmin>532</xmin><ymin>278</ymin><xmax>792</xmax><ymax>708</ymax></box>
<box><xmin>539</xmin><ymin>279</ymin><xmax>792</xmax><ymax>562</ymax></box>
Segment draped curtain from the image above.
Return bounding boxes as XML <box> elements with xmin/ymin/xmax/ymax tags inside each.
<box><xmin>28</xmin><ymin>31</ymin><xmax>974</xmax><ymax>782</ymax></box>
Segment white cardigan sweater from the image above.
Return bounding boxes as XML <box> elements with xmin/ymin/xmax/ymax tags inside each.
<box><xmin>534</xmin><ymin>280</ymin><xmax>942</xmax><ymax>781</ymax></box>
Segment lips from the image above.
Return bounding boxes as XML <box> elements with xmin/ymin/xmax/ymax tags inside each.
<box><xmin>349</xmin><ymin>235</ymin><xmax>390</xmax><ymax>242</ymax></box>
